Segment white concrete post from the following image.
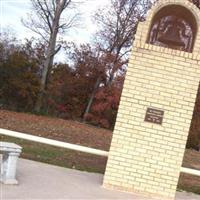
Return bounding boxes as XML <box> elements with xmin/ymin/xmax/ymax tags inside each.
<box><xmin>1</xmin><ymin>153</ymin><xmax>8</xmax><ymax>177</ymax></box>
<box><xmin>0</xmin><ymin>142</ymin><xmax>22</xmax><ymax>184</ymax></box>
<box><xmin>3</xmin><ymin>152</ymin><xmax>20</xmax><ymax>184</ymax></box>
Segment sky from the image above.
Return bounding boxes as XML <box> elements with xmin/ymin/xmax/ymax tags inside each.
<box><xmin>0</xmin><ymin>0</ymin><xmax>109</xmax><ymax>43</ymax></box>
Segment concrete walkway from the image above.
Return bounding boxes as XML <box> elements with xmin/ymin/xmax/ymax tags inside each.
<box><xmin>1</xmin><ymin>159</ymin><xmax>200</xmax><ymax>200</ymax></box>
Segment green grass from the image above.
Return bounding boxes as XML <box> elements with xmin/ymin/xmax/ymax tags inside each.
<box><xmin>178</xmin><ymin>185</ymin><xmax>200</xmax><ymax>195</ymax></box>
<box><xmin>1</xmin><ymin>135</ymin><xmax>200</xmax><ymax>195</ymax></box>
<box><xmin>178</xmin><ymin>173</ymin><xmax>200</xmax><ymax>195</ymax></box>
<box><xmin>0</xmin><ymin>135</ymin><xmax>107</xmax><ymax>174</ymax></box>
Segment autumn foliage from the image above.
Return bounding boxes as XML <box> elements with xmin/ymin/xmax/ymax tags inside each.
<box><xmin>0</xmin><ymin>38</ymin><xmax>41</xmax><ymax>111</ymax></box>
<box><xmin>1</xmin><ymin>0</ymin><xmax>200</xmax><ymax>149</ymax></box>
<box><xmin>0</xmin><ymin>35</ymin><xmax>124</xmax><ymax>129</ymax></box>
<box><xmin>85</xmin><ymin>77</ymin><xmax>124</xmax><ymax>129</ymax></box>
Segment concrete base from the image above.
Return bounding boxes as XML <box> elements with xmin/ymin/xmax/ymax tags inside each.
<box><xmin>0</xmin><ymin>142</ymin><xmax>22</xmax><ymax>184</ymax></box>
<box><xmin>103</xmin><ymin>183</ymin><xmax>174</xmax><ymax>200</ymax></box>
<box><xmin>1</xmin><ymin>159</ymin><xmax>200</xmax><ymax>200</ymax></box>
<box><xmin>1</xmin><ymin>178</ymin><xmax>18</xmax><ymax>185</ymax></box>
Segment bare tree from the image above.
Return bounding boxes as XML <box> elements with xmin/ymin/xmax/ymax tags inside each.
<box><xmin>94</xmin><ymin>0</ymin><xmax>153</xmax><ymax>85</ymax></box>
<box><xmin>83</xmin><ymin>0</ymin><xmax>153</xmax><ymax>120</ymax></box>
<box><xmin>23</xmin><ymin>0</ymin><xmax>80</xmax><ymax>112</ymax></box>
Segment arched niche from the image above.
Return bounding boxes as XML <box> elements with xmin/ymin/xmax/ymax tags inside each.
<box><xmin>147</xmin><ymin>5</ymin><xmax>197</xmax><ymax>53</ymax></box>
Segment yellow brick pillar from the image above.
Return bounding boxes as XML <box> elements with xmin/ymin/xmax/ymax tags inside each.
<box><xmin>103</xmin><ymin>0</ymin><xmax>200</xmax><ymax>199</ymax></box>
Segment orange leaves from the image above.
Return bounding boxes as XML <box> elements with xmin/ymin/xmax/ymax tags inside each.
<box><xmin>87</xmin><ymin>80</ymin><xmax>124</xmax><ymax>129</ymax></box>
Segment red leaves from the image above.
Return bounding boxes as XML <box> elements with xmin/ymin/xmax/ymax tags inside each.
<box><xmin>87</xmin><ymin>79</ymin><xmax>124</xmax><ymax>129</ymax></box>
<box><xmin>1</xmin><ymin>38</ymin><xmax>125</xmax><ymax>129</ymax></box>
<box><xmin>56</xmin><ymin>104</ymin><xmax>68</xmax><ymax>113</ymax></box>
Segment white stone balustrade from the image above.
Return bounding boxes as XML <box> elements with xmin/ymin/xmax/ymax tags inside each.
<box><xmin>0</xmin><ymin>142</ymin><xmax>22</xmax><ymax>184</ymax></box>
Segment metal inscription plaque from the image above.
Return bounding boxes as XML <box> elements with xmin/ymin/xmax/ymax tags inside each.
<box><xmin>144</xmin><ymin>108</ymin><xmax>164</xmax><ymax>125</ymax></box>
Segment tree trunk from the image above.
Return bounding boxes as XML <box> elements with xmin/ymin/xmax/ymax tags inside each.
<box><xmin>34</xmin><ymin>3</ymin><xmax>64</xmax><ymax>112</ymax></box>
<box><xmin>83</xmin><ymin>76</ymin><xmax>101</xmax><ymax>121</ymax></box>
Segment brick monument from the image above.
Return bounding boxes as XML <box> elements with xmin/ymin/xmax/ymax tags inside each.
<box><xmin>103</xmin><ymin>0</ymin><xmax>200</xmax><ymax>199</ymax></box>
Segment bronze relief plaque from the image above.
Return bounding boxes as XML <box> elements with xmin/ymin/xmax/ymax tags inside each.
<box><xmin>147</xmin><ymin>5</ymin><xmax>197</xmax><ymax>53</ymax></box>
<box><xmin>144</xmin><ymin>108</ymin><xmax>164</xmax><ymax>125</ymax></box>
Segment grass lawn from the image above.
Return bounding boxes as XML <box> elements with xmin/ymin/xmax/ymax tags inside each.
<box><xmin>1</xmin><ymin>110</ymin><xmax>200</xmax><ymax>194</ymax></box>
<box><xmin>0</xmin><ymin>136</ymin><xmax>107</xmax><ymax>174</ymax></box>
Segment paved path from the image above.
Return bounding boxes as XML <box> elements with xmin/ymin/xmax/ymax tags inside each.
<box><xmin>1</xmin><ymin>159</ymin><xmax>200</xmax><ymax>200</ymax></box>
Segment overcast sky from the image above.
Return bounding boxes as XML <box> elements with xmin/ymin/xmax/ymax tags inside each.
<box><xmin>0</xmin><ymin>0</ymin><xmax>109</xmax><ymax>43</ymax></box>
